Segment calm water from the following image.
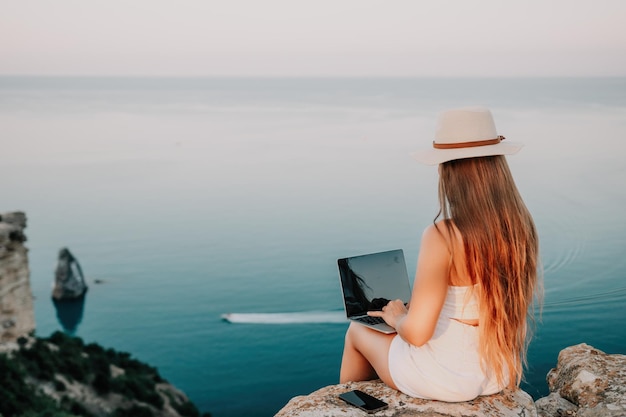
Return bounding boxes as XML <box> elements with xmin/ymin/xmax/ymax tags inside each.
<box><xmin>1</xmin><ymin>77</ymin><xmax>625</xmax><ymax>417</ymax></box>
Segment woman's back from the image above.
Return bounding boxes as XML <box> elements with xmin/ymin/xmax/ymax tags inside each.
<box><xmin>437</xmin><ymin>155</ymin><xmax>540</xmax><ymax>389</ymax></box>
<box><xmin>436</xmin><ymin>221</ymin><xmax>479</xmax><ymax>326</ymax></box>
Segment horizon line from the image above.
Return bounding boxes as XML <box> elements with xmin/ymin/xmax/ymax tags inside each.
<box><xmin>1</xmin><ymin>74</ymin><xmax>625</xmax><ymax>79</ymax></box>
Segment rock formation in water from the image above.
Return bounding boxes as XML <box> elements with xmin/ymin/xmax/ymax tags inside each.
<box><xmin>0</xmin><ymin>211</ymin><xmax>35</xmax><ymax>343</ymax></box>
<box><xmin>52</xmin><ymin>247</ymin><xmax>88</xmax><ymax>300</ymax></box>
<box><xmin>276</xmin><ymin>343</ymin><xmax>626</xmax><ymax>417</ymax></box>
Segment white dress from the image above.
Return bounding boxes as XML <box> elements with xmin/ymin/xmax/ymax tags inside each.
<box><xmin>388</xmin><ymin>285</ymin><xmax>505</xmax><ymax>402</ymax></box>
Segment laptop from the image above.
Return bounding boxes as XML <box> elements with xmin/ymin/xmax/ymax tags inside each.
<box><xmin>337</xmin><ymin>249</ymin><xmax>412</xmax><ymax>334</ymax></box>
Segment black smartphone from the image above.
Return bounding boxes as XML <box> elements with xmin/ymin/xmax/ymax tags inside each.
<box><xmin>338</xmin><ymin>389</ymin><xmax>388</xmax><ymax>413</ymax></box>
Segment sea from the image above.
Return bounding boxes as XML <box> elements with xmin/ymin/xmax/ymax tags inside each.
<box><xmin>1</xmin><ymin>76</ymin><xmax>625</xmax><ymax>417</ymax></box>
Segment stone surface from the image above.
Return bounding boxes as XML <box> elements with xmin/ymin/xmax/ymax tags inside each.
<box><xmin>275</xmin><ymin>380</ymin><xmax>537</xmax><ymax>417</ymax></box>
<box><xmin>278</xmin><ymin>343</ymin><xmax>626</xmax><ymax>417</ymax></box>
<box><xmin>537</xmin><ymin>343</ymin><xmax>626</xmax><ymax>417</ymax></box>
<box><xmin>0</xmin><ymin>211</ymin><xmax>35</xmax><ymax>342</ymax></box>
<box><xmin>535</xmin><ymin>392</ymin><xmax>578</xmax><ymax>417</ymax></box>
<box><xmin>52</xmin><ymin>247</ymin><xmax>88</xmax><ymax>300</ymax></box>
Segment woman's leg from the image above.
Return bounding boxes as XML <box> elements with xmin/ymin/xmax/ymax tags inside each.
<box><xmin>339</xmin><ymin>322</ymin><xmax>398</xmax><ymax>390</ymax></box>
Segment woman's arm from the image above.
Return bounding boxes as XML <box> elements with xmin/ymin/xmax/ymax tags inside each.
<box><xmin>369</xmin><ymin>223</ymin><xmax>450</xmax><ymax>346</ymax></box>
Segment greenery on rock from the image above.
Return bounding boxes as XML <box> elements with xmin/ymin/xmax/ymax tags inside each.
<box><xmin>0</xmin><ymin>331</ymin><xmax>210</xmax><ymax>417</ymax></box>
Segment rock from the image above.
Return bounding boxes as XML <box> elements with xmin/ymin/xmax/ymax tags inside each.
<box><xmin>52</xmin><ymin>247</ymin><xmax>88</xmax><ymax>300</ymax></box>
<box><xmin>275</xmin><ymin>380</ymin><xmax>537</xmax><ymax>417</ymax></box>
<box><xmin>536</xmin><ymin>343</ymin><xmax>626</xmax><ymax>417</ymax></box>
<box><xmin>0</xmin><ymin>212</ymin><xmax>27</xmax><ymax>256</ymax></box>
<box><xmin>0</xmin><ymin>211</ymin><xmax>35</xmax><ymax>342</ymax></box>
<box><xmin>277</xmin><ymin>344</ymin><xmax>626</xmax><ymax>417</ymax></box>
<box><xmin>0</xmin><ymin>211</ymin><xmax>27</xmax><ymax>229</ymax></box>
<box><xmin>535</xmin><ymin>392</ymin><xmax>578</xmax><ymax>417</ymax></box>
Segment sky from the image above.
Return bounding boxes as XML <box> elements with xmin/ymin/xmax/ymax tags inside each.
<box><xmin>1</xmin><ymin>0</ymin><xmax>625</xmax><ymax>77</ymax></box>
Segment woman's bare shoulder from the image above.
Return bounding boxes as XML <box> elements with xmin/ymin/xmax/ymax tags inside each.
<box><xmin>421</xmin><ymin>221</ymin><xmax>465</xmax><ymax>270</ymax></box>
<box><xmin>427</xmin><ymin>221</ymin><xmax>471</xmax><ymax>285</ymax></box>
<box><xmin>423</xmin><ymin>220</ymin><xmax>462</xmax><ymax>245</ymax></box>
<box><xmin>420</xmin><ymin>222</ymin><xmax>451</xmax><ymax>256</ymax></box>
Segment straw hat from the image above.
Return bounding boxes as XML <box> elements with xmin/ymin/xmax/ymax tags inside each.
<box><xmin>412</xmin><ymin>107</ymin><xmax>523</xmax><ymax>165</ymax></box>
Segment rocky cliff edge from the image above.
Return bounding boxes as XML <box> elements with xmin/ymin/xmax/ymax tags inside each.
<box><xmin>276</xmin><ymin>344</ymin><xmax>626</xmax><ymax>417</ymax></box>
<box><xmin>0</xmin><ymin>211</ymin><xmax>34</xmax><ymax>343</ymax></box>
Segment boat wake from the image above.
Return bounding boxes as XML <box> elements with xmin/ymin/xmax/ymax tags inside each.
<box><xmin>221</xmin><ymin>311</ymin><xmax>347</xmax><ymax>324</ymax></box>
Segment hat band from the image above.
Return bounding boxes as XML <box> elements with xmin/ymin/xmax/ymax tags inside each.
<box><xmin>433</xmin><ymin>136</ymin><xmax>505</xmax><ymax>149</ymax></box>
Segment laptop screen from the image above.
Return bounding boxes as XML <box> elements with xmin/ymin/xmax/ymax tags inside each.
<box><xmin>338</xmin><ymin>249</ymin><xmax>411</xmax><ymax>318</ymax></box>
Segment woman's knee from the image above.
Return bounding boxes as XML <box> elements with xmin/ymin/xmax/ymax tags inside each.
<box><xmin>345</xmin><ymin>322</ymin><xmax>367</xmax><ymax>347</ymax></box>
<box><xmin>346</xmin><ymin>322</ymin><xmax>385</xmax><ymax>355</ymax></box>
<box><xmin>342</xmin><ymin>323</ymin><xmax>398</xmax><ymax>389</ymax></box>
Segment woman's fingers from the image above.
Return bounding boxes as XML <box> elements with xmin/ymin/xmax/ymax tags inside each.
<box><xmin>367</xmin><ymin>300</ymin><xmax>406</xmax><ymax>319</ymax></box>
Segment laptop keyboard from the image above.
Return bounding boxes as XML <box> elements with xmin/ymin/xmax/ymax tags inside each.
<box><xmin>354</xmin><ymin>315</ymin><xmax>385</xmax><ymax>325</ymax></box>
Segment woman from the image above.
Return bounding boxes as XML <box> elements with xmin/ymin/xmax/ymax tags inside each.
<box><xmin>339</xmin><ymin>107</ymin><xmax>541</xmax><ymax>402</ymax></box>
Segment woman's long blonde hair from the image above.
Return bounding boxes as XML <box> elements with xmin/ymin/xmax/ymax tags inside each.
<box><xmin>437</xmin><ymin>155</ymin><xmax>541</xmax><ymax>389</ymax></box>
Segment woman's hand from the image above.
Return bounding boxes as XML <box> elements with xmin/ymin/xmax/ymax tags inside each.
<box><xmin>368</xmin><ymin>299</ymin><xmax>408</xmax><ymax>329</ymax></box>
